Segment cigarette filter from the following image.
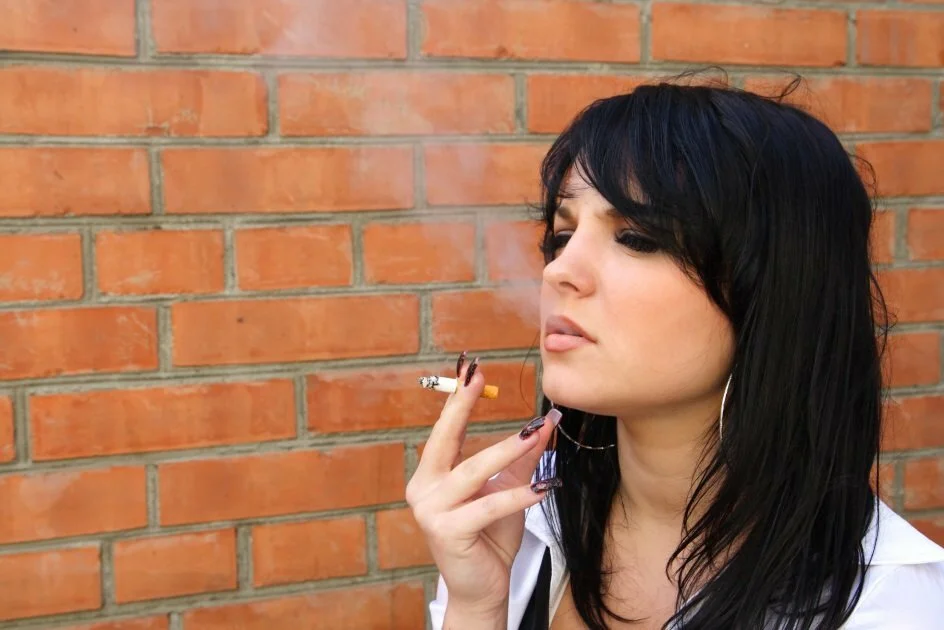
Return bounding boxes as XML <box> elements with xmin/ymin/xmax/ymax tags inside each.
<box><xmin>418</xmin><ymin>375</ymin><xmax>499</xmax><ymax>399</ymax></box>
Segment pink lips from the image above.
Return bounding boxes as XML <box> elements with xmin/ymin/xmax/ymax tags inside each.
<box><xmin>543</xmin><ymin>315</ymin><xmax>594</xmax><ymax>352</ymax></box>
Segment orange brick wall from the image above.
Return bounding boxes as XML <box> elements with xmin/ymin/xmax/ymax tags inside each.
<box><xmin>0</xmin><ymin>1</ymin><xmax>941</xmax><ymax>628</ymax></box>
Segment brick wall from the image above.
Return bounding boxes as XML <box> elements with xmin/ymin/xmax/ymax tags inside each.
<box><xmin>0</xmin><ymin>1</ymin><xmax>941</xmax><ymax>628</ymax></box>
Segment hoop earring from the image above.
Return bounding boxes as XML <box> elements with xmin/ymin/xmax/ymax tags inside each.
<box><xmin>719</xmin><ymin>373</ymin><xmax>733</xmax><ymax>441</ymax></box>
<box><xmin>550</xmin><ymin>402</ymin><xmax>616</xmax><ymax>450</ymax></box>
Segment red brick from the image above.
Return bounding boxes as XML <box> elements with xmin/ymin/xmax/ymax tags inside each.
<box><xmin>159</xmin><ymin>444</ymin><xmax>404</xmax><ymax>525</ymax></box>
<box><xmin>31</xmin><ymin>380</ymin><xmax>296</xmax><ymax>461</ymax></box>
<box><xmin>884</xmin><ymin>331</ymin><xmax>941</xmax><ymax>388</ymax></box>
<box><xmin>884</xmin><ymin>396</ymin><xmax>944</xmax><ymax>452</ymax></box>
<box><xmin>376</xmin><ymin>508</ymin><xmax>432</xmax><ymax>569</ymax></box>
<box><xmin>307</xmin><ymin>361</ymin><xmax>537</xmax><ymax>433</ymax></box>
<box><xmin>153</xmin><ymin>0</ymin><xmax>406</xmax><ymax>58</ymax></box>
<box><xmin>0</xmin><ymin>0</ymin><xmax>134</xmax><ymax>56</ymax></box>
<box><xmin>97</xmin><ymin>229</ymin><xmax>225</xmax><ymax>296</ymax></box>
<box><xmin>252</xmin><ymin>517</ymin><xmax>367</xmax><ymax>586</ymax></box>
<box><xmin>652</xmin><ymin>4</ymin><xmax>846</xmax><ymax>66</ymax></box>
<box><xmin>362</xmin><ymin>221</ymin><xmax>476</xmax><ymax>284</ymax></box>
<box><xmin>0</xmin><ymin>306</ymin><xmax>157</xmax><ymax>379</ymax></box>
<box><xmin>744</xmin><ymin>76</ymin><xmax>933</xmax><ymax>134</ymax></box>
<box><xmin>425</xmin><ymin>143</ymin><xmax>547</xmax><ymax>207</ymax></box>
<box><xmin>280</xmin><ymin>72</ymin><xmax>515</xmax><ymax>136</ymax></box>
<box><xmin>421</xmin><ymin>0</ymin><xmax>640</xmax><ymax>62</ymax></box>
<box><xmin>878</xmin><ymin>269</ymin><xmax>944</xmax><ymax>323</ymax></box>
<box><xmin>871</xmin><ymin>211</ymin><xmax>896</xmax><ymax>264</ymax></box>
<box><xmin>485</xmin><ymin>219</ymin><xmax>545</xmax><ymax>281</ymax></box>
<box><xmin>432</xmin><ymin>287</ymin><xmax>540</xmax><ymax>352</ymax></box>
<box><xmin>162</xmin><ymin>147</ymin><xmax>413</xmax><ymax>214</ymax></box>
<box><xmin>0</xmin><ymin>396</ymin><xmax>13</xmax><ymax>462</ymax></box>
<box><xmin>910</xmin><ymin>517</ymin><xmax>944</xmax><ymax>549</ymax></box>
<box><xmin>0</xmin><ymin>546</ymin><xmax>100</xmax><ymax>621</ymax></box>
<box><xmin>0</xmin><ymin>148</ymin><xmax>150</xmax><ymax>217</ymax></box>
<box><xmin>903</xmin><ymin>457</ymin><xmax>944</xmax><ymax>510</ymax></box>
<box><xmin>61</xmin><ymin>617</ymin><xmax>170</xmax><ymax>630</ymax></box>
<box><xmin>0</xmin><ymin>233</ymin><xmax>83</xmax><ymax>301</ymax></box>
<box><xmin>0</xmin><ymin>68</ymin><xmax>266</xmax><ymax>137</ymax></box>
<box><xmin>858</xmin><ymin>10</ymin><xmax>944</xmax><ymax>67</ymax></box>
<box><xmin>527</xmin><ymin>75</ymin><xmax>649</xmax><ymax>134</ymax></box>
<box><xmin>858</xmin><ymin>141</ymin><xmax>944</xmax><ymax>198</ymax></box>
<box><xmin>872</xmin><ymin>462</ymin><xmax>896</xmax><ymax>504</ymax></box>
<box><xmin>0</xmin><ymin>466</ymin><xmax>146</xmax><ymax>544</ymax></box>
<box><xmin>236</xmin><ymin>225</ymin><xmax>353</xmax><ymax>290</ymax></box>
<box><xmin>171</xmin><ymin>296</ymin><xmax>418</xmax><ymax>367</ymax></box>
<box><xmin>908</xmin><ymin>208</ymin><xmax>944</xmax><ymax>261</ymax></box>
<box><xmin>113</xmin><ymin>529</ymin><xmax>237</xmax><ymax>603</ymax></box>
<box><xmin>183</xmin><ymin>582</ymin><xmax>425</xmax><ymax>630</ymax></box>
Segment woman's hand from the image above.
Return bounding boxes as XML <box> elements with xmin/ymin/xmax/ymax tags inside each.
<box><xmin>405</xmin><ymin>355</ymin><xmax>561</xmax><ymax>623</ymax></box>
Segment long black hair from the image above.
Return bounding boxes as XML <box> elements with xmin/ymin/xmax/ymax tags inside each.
<box><xmin>536</xmin><ymin>75</ymin><xmax>890</xmax><ymax>629</ymax></box>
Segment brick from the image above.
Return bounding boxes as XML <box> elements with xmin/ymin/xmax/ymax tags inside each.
<box><xmin>31</xmin><ymin>380</ymin><xmax>296</xmax><ymax>461</ymax></box>
<box><xmin>96</xmin><ymin>229</ymin><xmax>225</xmax><ymax>296</ymax></box>
<box><xmin>527</xmin><ymin>75</ymin><xmax>649</xmax><ymax>134</ymax></box>
<box><xmin>0</xmin><ymin>466</ymin><xmax>146</xmax><ymax>544</ymax></box>
<box><xmin>236</xmin><ymin>225</ymin><xmax>353</xmax><ymax>290</ymax></box>
<box><xmin>908</xmin><ymin>208</ymin><xmax>944</xmax><ymax>261</ymax></box>
<box><xmin>0</xmin><ymin>233</ymin><xmax>83</xmax><ymax>301</ymax></box>
<box><xmin>878</xmin><ymin>269</ymin><xmax>944</xmax><ymax>323</ymax></box>
<box><xmin>858</xmin><ymin>10</ymin><xmax>944</xmax><ymax>67</ymax></box>
<box><xmin>307</xmin><ymin>361</ymin><xmax>537</xmax><ymax>433</ymax></box>
<box><xmin>113</xmin><ymin>529</ymin><xmax>237</xmax><ymax>602</ymax></box>
<box><xmin>376</xmin><ymin>508</ymin><xmax>432</xmax><ymax>569</ymax></box>
<box><xmin>62</xmin><ymin>617</ymin><xmax>170</xmax><ymax>630</ymax></box>
<box><xmin>162</xmin><ymin>147</ymin><xmax>413</xmax><ymax>214</ymax></box>
<box><xmin>858</xmin><ymin>142</ymin><xmax>944</xmax><ymax>198</ymax></box>
<box><xmin>0</xmin><ymin>0</ymin><xmax>134</xmax><ymax>56</ymax></box>
<box><xmin>432</xmin><ymin>287</ymin><xmax>540</xmax><ymax>352</ymax></box>
<box><xmin>425</xmin><ymin>144</ymin><xmax>547</xmax><ymax>207</ymax></box>
<box><xmin>0</xmin><ymin>68</ymin><xmax>266</xmax><ymax>137</ymax></box>
<box><xmin>872</xmin><ymin>462</ymin><xmax>896</xmax><ymax>505</ymax></box>
<box><xmin>884</xmin><ymin>331</ymin><xmax>941</xmax><ymax>388</ymax></box>
<box><xmin>0</xmin><ymin>306</ymin><xmax>157</xmax><ymax>379</ymax></box>
<box><xmin>903</xmin><ymin>457</ymin><xmax>944</xmax><ymax>510</ymax></box>
<box><xmin>159</xmin><ymin>444</ymin><xmax>404</xmax><ymax>525</ymax></box>
<box><xmin>884</xmin><ymin>396</ymin><xmax>944</xmax><ymax>452</ymax></box>
<box><xmin>182</xmin><ymin>582</ymin><xmax>425</xmax><ymax>630</ymax></box>
<box><xmin>651</xmin><ymin>4</ymin><xmax>846</xmax><ymax>66</ymax></box>
<box><xmin>871</xmin><ymin>211</ymin><xmax>896</xmax><ymax>264</ymax></box>
<box><xmin>153</xmin><ymin>0</ymin><xmax>406</xmax><ymax>58</ymax></box>
<box><xmin>171</xmin><ymin>296</ymin><xmax>418</xmax><ymax>367</ymax></box>
<box><xmin>362</xmin><ymin>221</ymin><xmax>476</xmax><ymax>284</ymax></box>
<box><xmin>744</xmin><ymin>76</ymin><xmax>933</xmax><ymax>134</ymax></box>
<box><xmin>910</xmin><ymin>517</ymin><xmax>944</xmax><ymax>549</ymax></box>
<box><xmin>0</xmin><ymin>396</ymin><xmax>13</xmax><ymax>462</ymax></box>
<box><xmin>0</xmin><ymin>148</ymin><xmax>150</xmax><ymax>217</ymax></box>
<box><xmin>0</xmin><ymin>546</ymin><xmax>100</xmax><ymax>621</ymax></box>
<box><xmin>421</xmin><ymin>0</ymin><xmax>640</xmax><ymax>62</ymax></box>
<box><xmin>280</xmin><ymin>72</ymin><xmax>515</xmax><ymax>136</ymax></box>
<box><xmin>252</xmin><ymin>516</ymin><xmax>367</xmax><ymax>586</ymax></box>
<box><xmin>485</xmin><ymin>220</ymin><xmax>545</xmax><ymax>281</ymax></box>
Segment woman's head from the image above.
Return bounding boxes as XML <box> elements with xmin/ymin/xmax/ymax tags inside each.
<box><xmin>536</xmin><ymin>77</ymin><xmax>888</xmax><ymax>629</ymax></box>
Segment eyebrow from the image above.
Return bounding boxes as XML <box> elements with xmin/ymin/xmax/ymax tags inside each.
<box><xmin>554</xmin><ymin>204</ymin><xmax>625</xmax><ymax>223</ymax></box>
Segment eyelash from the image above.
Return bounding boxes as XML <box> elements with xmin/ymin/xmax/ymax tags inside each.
<box><xmin>545</xmin><ymin>230</ymin><xmax>659</xmax><ymax>257</ymax></box>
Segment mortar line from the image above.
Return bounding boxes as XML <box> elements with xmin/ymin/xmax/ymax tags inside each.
<box><xmin>237</xmin><ymin>525</ymin><xmax>253</xmax><ymax>592</ymax></box>
<box><xmin>223</xmin><ymin>223</ymin><xmax>237</xmax><ymax>293</ymax></box>
<box><xmin>12</xmin><ymin>389</ymin><xmax>30</xmax><ymax>464</ymax></box>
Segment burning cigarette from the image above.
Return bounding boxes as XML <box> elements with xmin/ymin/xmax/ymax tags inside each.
<box><xmin>418</xmin><ymin>376</ymin><xmax>499</xmax><ymax>399</ymax></box>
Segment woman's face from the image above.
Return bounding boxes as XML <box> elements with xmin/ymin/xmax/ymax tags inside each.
<box><xmin>540</xmin><ymin>171</ymin><xmax>735</xmax><ymax>420</ymax></box>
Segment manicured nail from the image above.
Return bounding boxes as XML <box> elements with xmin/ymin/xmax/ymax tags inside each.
<box><xmin>545</xmin><ymin>408</ymin><xmax>562</xmax><ymax>427</ymax></box>
<box><xmin>531</xmin><ymin>477</ymin><xmax>562</xmax><ymax>493</ymax></box>
<box><xmin>519</xmin><ymin>416</ymin><xmax>546</xmax><ymax>439</ymax></box>
<box><xmin>456</xmin><ymin>351</ymin><xmax>467</xmax><ymax>378</ymax></box>
<box><xmin>463</xmin><ymin>357</ymin><xmax>479</xmax><ymax>387</ymax></box>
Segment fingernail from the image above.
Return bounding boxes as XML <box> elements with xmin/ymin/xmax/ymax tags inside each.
<box><xmin>545</xmin><ymin>408</ymin><xmax>562</xmax><ymax>427</ymax></box>
<box><xmin>531</xmin><ymin>477</ymin><xmax>562</xmax><ymax>493</ymax></box>
<box><xmin>519</xmin><ymin>416</ymin><xmax>546</xmax><ymax>439</ymax></box>
<box><xmin>456</xmin><ymin>351</ymin><xmax>467</xmax><ymax>378</ymax></box>
<box><xmin>463</xmin><ymin>357</ymin><xmax>479</xmax><ymax>387</ymax></box>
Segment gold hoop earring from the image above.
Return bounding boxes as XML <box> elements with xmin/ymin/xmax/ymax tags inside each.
<box><xmin>550</xmin><ymin>403</ymin><xmax>616</xmax><ymax>450</ymax></box>
<box><xmin>719</xmin><ymin>373</ymin><xmax>733</xmax><ymax>441</ymax></box>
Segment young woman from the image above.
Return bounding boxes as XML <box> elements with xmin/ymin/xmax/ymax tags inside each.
<box><xmin>406</xmin><ymin>80</ymin><xmax>944</xmax><ymax>629</ymax></box>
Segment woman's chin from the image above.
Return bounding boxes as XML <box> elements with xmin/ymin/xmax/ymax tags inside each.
<box><xmin>541</xmin><ymin>372</ymin><xmax>608</xmax><ymax>414</ymax></box>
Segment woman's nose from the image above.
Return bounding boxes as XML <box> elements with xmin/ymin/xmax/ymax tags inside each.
<box><xmin>542</xmin><ymin>232</ymin><xmax>596</xmax><ymax>296</ymax></box>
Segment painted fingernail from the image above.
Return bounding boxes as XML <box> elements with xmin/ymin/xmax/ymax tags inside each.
<box><xmin>456</xmin><ymin>351</ymin><xmax>467</xmax><ymax>378</ymax></box>
<box><xmin>545</xmin><ymin>408</ymin><xmax>562</xmax><ymax>427</ymax></box>
<box><xmin>463</xmin><ymin>357</ymin><xmax>479</xmax><ymax>387</ymax></box>
<box><xmin>531</xmin><ymin>477</ymin><xmax>562</xmax><ymax>493</ymax></box>
<box><xmin>519</xmin><ymin>416</ymin><xmax>546</xmax><ymax>439</ymax></box>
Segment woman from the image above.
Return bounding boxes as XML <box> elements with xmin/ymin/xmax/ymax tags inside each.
<box><xmin>406</xmin><ymin>79</ymin><xmax>944</xmax><ymax>629</ymax></box>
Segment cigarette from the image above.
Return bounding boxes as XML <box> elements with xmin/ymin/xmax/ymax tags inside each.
<box><xmin>418</xmin><ymin>375</ymin><xmax>499</xmax><ymax>399</ymax></box>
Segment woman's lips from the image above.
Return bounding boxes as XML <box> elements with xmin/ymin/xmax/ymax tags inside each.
<box><xmin>543</xmin><ymin>315</ymin><xmax>594</xmax><ymax>352</ymax></box>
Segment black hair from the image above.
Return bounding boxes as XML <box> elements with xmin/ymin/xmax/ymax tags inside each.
<box><xmin>536</xmin><ymin>74</ymin><xmax>890</xmax><ymax>629</ymax></box>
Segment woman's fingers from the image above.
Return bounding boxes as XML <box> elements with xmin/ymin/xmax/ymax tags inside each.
<box><xmin>448</xmin><ymin>480</ymin><xmax>559</xmax><ymax>535</ymax></box>
<box><xmin>499</xmin><ymin>408</ymin><xmax>560</xmax><ymax>486</ymax></box>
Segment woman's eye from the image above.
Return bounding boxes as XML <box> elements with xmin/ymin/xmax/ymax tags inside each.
<box><xmin>616</xmin><ymin>230</ymin><xmax>659</xmax><ymax>254</ymax></box>
<box><xmin>546</xmin><ymin>231</ymin><xmax>572</xmax><ymax>258</ymax></box>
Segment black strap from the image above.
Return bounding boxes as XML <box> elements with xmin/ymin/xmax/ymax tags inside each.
<box><xmin>519</xmin><ymin>546</ymin><xmax>553</xmax><ymax>629</ymax></box>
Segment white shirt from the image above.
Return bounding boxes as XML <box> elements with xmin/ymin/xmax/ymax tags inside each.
<box><xmin>429</xmin><ymin>498</ymin><xmax>944</xmax><ymax>628</ymax></box>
